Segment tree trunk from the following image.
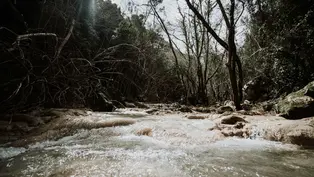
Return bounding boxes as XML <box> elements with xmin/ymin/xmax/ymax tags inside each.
<box><xmin>227</xmin><ymin>0</ymin><xmax>241</xmax><ymax>110</ymax></box>
<box><xmin>235</xmin><ymin>55</ymin><xmax>243</xmax><ymax>102</ymax></box>
<box><xmin>227</xmin><ymin>50</ymin><xmax>241</xmax><ymax>110</ymax></box>
<box><xmin>184</xmin><ymin>0</ymin><xmax>243</xmax><ymax>109</ymax></box>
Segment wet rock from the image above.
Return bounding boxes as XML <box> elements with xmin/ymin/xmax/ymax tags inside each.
<box><xmin>238</xmin><ymin>110</ymin><xmax>264</xmax><ymax>116</ymax></box>
<box><xmin>171</xmin><ymin>102</ymin><xmax>181</xmax><ymax>108</ymax></box>
<box><xmin>125</xmin><ymin>102</ymin><xmax>136</xmax><ymax>108</ymax></box>
<box><xmin>193</xmin><ymin>107</ymin><xmax>213</xmax><ymax>113</ymax></box>
<box><xmin>187</xmin><ymin>115</ymin><xmax>206</xmax><ymax>120</ymax></box>
<box><xmin>134</xmin><ymin>102</ymin><xmax>149</xmax><ymax>109</ymax></box>
<box><xmin>241</xmin><ymin>100</ymin><xmax>252</xmax><ymax>111</ymax></box>
<box><xmin>209</xmin><ymin>118</ymin><xmax>249</xmax><ymax>139</ymax></box>
<box><xmin>208</xmin><ymin>124</ymin><xmax>221</xmax><ymax>131</ymax></box>
<box><xmin>260</xmin><ymin>118</ymin><xmax>314</xmax><ymax>147</ymax></box>
<box><xmin>243</xmin><ymin>76</ymin><xmax>271</xmax><ymax>102</ymax></box>
<box><xmin>11</xmin><ymin>122</ymin><xmax>30</xmax><ymax>132</ymax></box>
<box><xmin>178</xmin><ymin>106</ymin><xmax>193</xmax><ymax>113</ymax></box>
<box><xmin>37</xmin><ymin>109</ymin><xmax>62</xmax><ymax>118</ymax></box>
<box><xmin>0</xmin><ymin>121</ymin><xmax>32</xmax><ymax>144</ymax></box>
<box><xmin>145</xmin><ymin>108</ymin><xmax>159</xmax><ymax>114</ymax></box>
<box><xmin>211</xmin><ymin>130</ymin><xmax>226</xmax><ymax>142</ymax></box>
<box><xmin>286</xmin><ymin>126</ymin><xmax>314</xmax><ymax>147</ymax></box>
<box><xmin>213</xmin><ymin>123</ymin><xmax>249</xmax><ymax>138</ymax></box>
<box><xmin>220</xmin><ymin>111</ymin><xmax>233</xmax><ymax>116</ymax></box>
<box><xmin>8</xmin><ymin>113</ymin><xmax>136</xmax><ymax>147</ymax></box>
<box><xmin>41</xmin><ymin>116</ymin><xmax>54</xmax><ymax>123</ymax></box>
<box><xmin>251</xmin><ymin>110</ymin><xmax>264</xmax><ymax>115</ymax></box>
<box><xmin>262</xmin><ymin>101</ymin><xmax>275</xmax><ymax>112</ymax></box>
<box><xmin>110</xmin><ymin>100</ymin><xmax>126</xmax><ymax>109</ymax></box>
<box><xmin>224</xmin><ymin>100</ymin><xmax>235</xmax><ymax>107</ymax></box>
<box><xmin>221</xmin><ymin>129</ymin><xmax>246</xmax><ymax>137</ymax></box>
<box><xmin>305</xmin><ymin>82</ymin><xmax>314</xmax><ymax>98</ymax></box>
<box><xmin>165</xmin><ymin>110</ymin><xmax>173</xmax><ymax>114</ymax></box>
<box><xmin>237</xmin><ymin>110</ymin><xmax>247</xmax><ymax>115</ymax></box>
<box><xmin>0</xmin><ymin>114</ymin><xmax>44</xmax><ymax>126</ymax></box>
<box><xmin>277</xmin><ymin>81</ymin><xmax>314</xmax><ymax>119</ymax></box>
<box><xmin>234</xmin><ymin>122</ymin><xmax>246</xmax><ymax>129</ymax></box>
<box><xmin>94</xmin><ymin>120</ymin><xmax>136</xmax><ymax>128</ymax></box>
<box><xmin>217</xmin><ymin>106</ymin><xmax>234</xmax><ymax>114</ymax></box>
<box><xmin>0</xmin><ymin>121</ymin><xmax>31</xmax><ymax>133</ymax></box>
<box><xmin>137</xmin><ymin>128</ymin><xmax>152</xmax><ymax>136</ymax></box>
<box><xmin>221</xmin><ymin>115</ymin><xmax>247</xmax><ymax>125</ymax></box>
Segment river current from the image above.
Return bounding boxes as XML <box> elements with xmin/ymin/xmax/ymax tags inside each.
<box><xmin>0</xmin><ymin>110</ymin><xmax>313</xmax><ymax>176</ymax></box>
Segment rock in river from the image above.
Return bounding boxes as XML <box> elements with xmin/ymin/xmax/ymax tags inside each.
<box><xmin>221</xmin><ymin>115</ymin><xmax>247</xmax><ymax>125</ymax></box>
<box><xmin>137</xmin><ymin>128</ymin><xmax>153</xmax><ymax>136</ymax></box>
<box><xmin>217</xmin><ymin>106</ymin><xmax>234</xmax><ymax>114</ymax></box>
<box><xmin>277</xmin><ymin>81</ymin><xmax>314</xmax><ymax>119</ymax></box>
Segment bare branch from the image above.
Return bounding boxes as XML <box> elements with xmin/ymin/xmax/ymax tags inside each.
<box><xmin>216</xmin><ymin>0</ymin><xmax>231</xmax><ymax>28</ymax></box>
<box><xmin>54</xmin><ymin>19</ymin><xmax>75</xmax><ymax>60</ymax></box>
<box><xmin>184</xmin><ymin>0</ymin><xmax>229</xmax><ymax>50</ymax></box>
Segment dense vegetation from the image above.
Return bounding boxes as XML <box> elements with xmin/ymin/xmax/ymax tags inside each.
<box><xmin>0</xmin><ymin>0</ymin><xmax>182</xmax><ymax>113</ymax></box>
<box><xmin>1</xmin><ymin>0</ymin><xmax>314</xmax><ymax>113</ymax></box>
<box><xmin>243</xmin><ymin>0</ymin><xmax>314</xmax><ymax>98</ymax></box>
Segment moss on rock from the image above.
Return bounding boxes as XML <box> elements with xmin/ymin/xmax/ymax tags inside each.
<box><xmin>278</xmin><ymin>81</ymin><xmax>314</xmax><ymax>119</ymax></box>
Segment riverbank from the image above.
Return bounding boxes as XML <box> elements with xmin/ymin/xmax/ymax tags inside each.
<box><xmin>1</xmin><ymin>107</ymin><xmax>314</xmax><ymax>177</ymax></box>
<box><xmin>0</xmin><ymin>104</ymin><xmax>313</xmax><ymax>148</ymax></box>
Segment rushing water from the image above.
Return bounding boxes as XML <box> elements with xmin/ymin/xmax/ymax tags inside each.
<box><xmin>0</xmin><ymin>111</ymin><xmax>314</xmax><ymax>177</ymax></box>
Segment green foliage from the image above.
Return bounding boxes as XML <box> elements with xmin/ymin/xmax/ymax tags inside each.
<box><xmin>243</xmin><ymin>0</ymin><xmax>314</xmax><ymax>97</ymax></box>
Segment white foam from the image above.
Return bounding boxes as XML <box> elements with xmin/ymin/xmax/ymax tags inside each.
<box><xmin>210</xmin><ymin>138</ymin><xmax>299</xmax><ymax>151</ymax></box>
<box><xmin>0</xmin><ymin>147</ymin><xmax>26</xmax><ymax>159</ymax></box>
<box><xmin>110</xmin><ymin>109</ymin><xmax>149</xmax><ymax>117</ymax></box>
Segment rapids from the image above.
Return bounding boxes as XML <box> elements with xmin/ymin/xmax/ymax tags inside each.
<box><xmin>0</xmin><ymin>110</ymin><xmax>314</xmax><ymax>177</ymax></box>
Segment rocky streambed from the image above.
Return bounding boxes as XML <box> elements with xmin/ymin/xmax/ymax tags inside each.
<box><xmin>0</xmin><ymin>105</ymin><xmax>314</xmax><ymax>176</ymax></box>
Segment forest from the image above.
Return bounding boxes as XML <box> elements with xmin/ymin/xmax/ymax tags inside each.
<box><xmin>1</xmin><ymin>0</ymin><xmax>314</xmax><ymax>176</ymax></box>
<box><xmin>0</xmin><ymin>0</ymin><xmax>314</xmax><ymax>113</ymax></box>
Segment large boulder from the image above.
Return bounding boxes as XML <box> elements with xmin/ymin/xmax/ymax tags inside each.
<box><xmin>243</xmin><ymin>76</ymin><xmax>271</xmax><ymax>102</ymax></box>
<box><xmin>277</xmin><ymin>81</ymin><xmax>314</xmax><ymax>119</ymax></box>
<box><xmin>209</xmin><ymin>115</ymin><xmax>250</xmax><ymax>139</ymax></box>
<box><xmin>257</xmin><ymin>118</ymin><xmax>314</xmax><ymax>147</ymax></box>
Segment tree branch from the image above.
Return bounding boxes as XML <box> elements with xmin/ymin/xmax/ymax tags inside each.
<box><xmin>216</xmin><ymin>0</ymin><xmax>231</xmax><ymax>28</ymax></box>
<box><xmin>184</xmin><ymin>0</ymin><xmax>229</xmax><ymax>50</ymax></box>
<box><xmin>54</xmin><ymin>19</ymin><xmax>75</xmax><ymax>60</ymax></box>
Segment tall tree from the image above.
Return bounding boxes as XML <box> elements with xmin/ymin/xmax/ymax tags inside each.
<box><xmin>185</xmin><ymin>0</ymin><xmax>244</xmax><ymax>109</ymax></box>
<box><xmin>175</xmin><ymin>0</ymin><xmax>223</xmax><ymax>105</ymax></box>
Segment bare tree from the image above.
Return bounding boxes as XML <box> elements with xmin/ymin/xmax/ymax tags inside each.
<box><xmin>176</xmin><ymin>0</ymin><xmax>222</xmax><ymax>105</ymax></box>
<box><xmin>185</xmin><ymin>0</ymin><xmax>244</xmax><ymax>109</ymax></box>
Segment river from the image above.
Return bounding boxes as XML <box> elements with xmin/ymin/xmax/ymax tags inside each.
<box><xmin>1</xmin><ymin>110</ymin><xmax>314</xmax><ymax>176</ymax></box>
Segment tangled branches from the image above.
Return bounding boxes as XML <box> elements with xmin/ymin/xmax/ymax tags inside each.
<box><xmin>0</xmin><ymin>26</ymin><xmax>149</xmax><ymax>113</ymax></box>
